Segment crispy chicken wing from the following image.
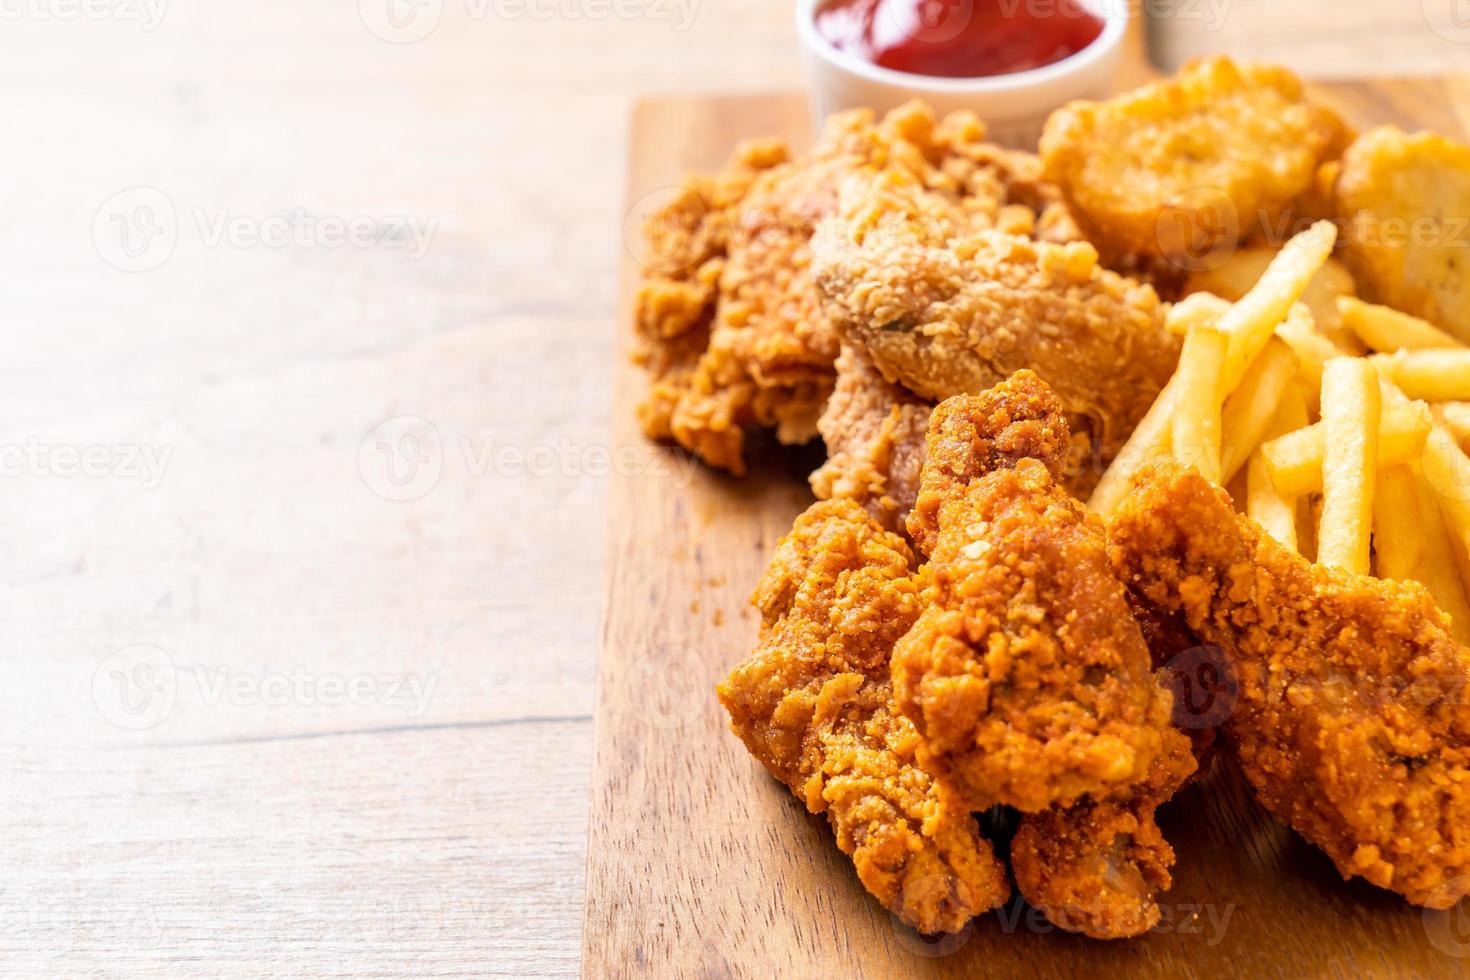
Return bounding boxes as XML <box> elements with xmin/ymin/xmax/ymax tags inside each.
<box><xmin>1110</xmin><ymin>465</ymin><xmax>1470</xmax><ymax>908</ymax></box>
<box><xmin>812</xmin><ymin>172</ymin><xmax>1177</xmax><ymax>497</ymax></box>
<box><xmin>1011</xmin><ymin>727</ymin><xmax>1197</xmax><ymax>940</ymax></box>
<box><xmin>635</xmin><ymin>103</ymin><xmax>1058</xmax><ymax>475</ymax></box>
<box><xmin>717</xmin><ymin>499</ymin><xmax>1010</xmax><ymax>933</ymax></box>
<box><xmin>904</xmin><ymin>369</ymin><xmax>1073</xmax><ymax>555</ymax></box>
<box><xmin>1040</xmin><ymin>57</ymin><xmax>1347</xmax><ymax>262</ymax></box>
<box><xmin>891</xmin><ymin>378</ymin><xmax>1180</xmax><ymax>814</ymax></box>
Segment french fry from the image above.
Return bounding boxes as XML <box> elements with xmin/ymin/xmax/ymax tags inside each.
<box><xmin>1298</xmin><ymin>494</ymin><xmax>1322</xmax><ymax>564</ymax></box>
<box><xmin>1415</xmin><ymin>488</ymin><xmax>1470</xmax><ymax>645</ymax></box>
<box><xmin>1341</xmin><ymin>296</ymin><xmax>1463</xmax><ymax>352</ymax></box>
<box><xmin>1374</xmin><ymin>465</ymin><xmax>1470</xmax><ymax>643</ymax></box>
<box><xmin>1423</xmin><ymin>426</ymin><xmax>1470</xmax><ymax>559</ymax></box>
<box><xmin>1375</xmin><ymin>466</ymin><xmax>1429</xmax><ymax>581</ymax></box>
<box><xmin>1369</xmin><ymin>350</ymin><xmax>1470</xmax><ymax>402</ymax></box>
<box><xmin>1188</xmin><ymin>247</ymin><xmax>1361</xmax><ymax>351</ymax></box>
<box><xmin>1260</xmin><ymin>396</ymin><xmax>1433</xmax><ymax>497</ymax></box>
<box><xmin>1220</xmin><ymin>336</ymin><xmax>1299</xmax><ymax>484</ymax></box>
<box><xmin>1089</xmin><ymin>223</ymin><xmax>1337</xmax><ymax>514</ymax></box>
<box><xmin>1216</xmin><ymin>221</ymin><xmax>1338</xmax><ymax>393</ymax></box>
<box><xmin>1317</xmin><ymin>357</ymin><xmax>1381</xmax><ymax>575</ymax></box>
<box><xmin>1276</xmin><ymin>302</ymin><xmax>1352</xmax><ymax>394</ymax></box>
<box><xmin>1166</xmin><ymin>292</ymin><xmax>1232</xmax><ymax>337</ymax></box>
<box><xmin>1247</xmin><ymin>393</ymin><xmax>1310</xmax><ymax>552</ymax></box>
<box><xmin>1171</xmin><ymin>322</ymin><xmax>1229</xmax><ymax>484</ymax></box>
<box><xmin>1087</xmin><ymin>377</ymin><xmax>1180</xmax><ymax>515</ymax></box>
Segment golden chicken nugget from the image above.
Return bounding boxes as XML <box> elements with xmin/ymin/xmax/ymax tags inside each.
<box><xmin>1334</xmin><ymin>127</ymin><xmax>1470</xmax><ymax>343</ymax></box>
<box><xmin>1041</xmin><ymin>57</ymin><xmax>1343</xmax><ymax>264</ymax></box>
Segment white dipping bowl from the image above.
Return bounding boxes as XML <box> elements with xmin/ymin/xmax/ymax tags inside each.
<box><xmin>796</xmin><ymin>0</ymin><xmax>1126</xmax><ymax>147</ymax></box>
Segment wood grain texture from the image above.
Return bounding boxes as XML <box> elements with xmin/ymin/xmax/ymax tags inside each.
<box><xmin>588</xmin><ymin>79</ymin><xmax>1470</xmax><ymax>978</ymax></box>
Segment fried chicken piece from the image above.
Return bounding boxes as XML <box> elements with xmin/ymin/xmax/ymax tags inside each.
<box><xmin>813</xmin><ymin>172</ymin><xmax>1178</xmax><ymax>497</ymax></box>
<box><xmin>890</xmin><ymin>378</ymin><xmax>1180</xmax><ymax>815</ymax></box>
<box><xmin>634</xmin><ymin>139</ymin><xmax>786</xmax><ymax>463</ymax></box>
<box><xmin>1333</xmin><ymin>126</ymin><xmax>1470</xmax><ymax>343</ymax></box>
<box><xmin>717</xmin><ymin>499</ymin><xmax>1010</xmax><ymax>933</ymax></box>
<box><xmin>1110</xmin><ymin>465</ymin><xmax>1470</xmax><ymax>908</ymax></box>
<box><xmin>809</xmin><ymin>344</ymin><xmax>932</xmax><ymax>532</ymax></box>
<box><xmin>635</xmin><ymin>102</ymin><xmax>1062</xmax><ymax>475</ymax></box>
<box><xmin>905</xmin><ymin>369</ymin><xmax>1072</xmax><ymax>556</ymax></box>
<box><xmin>1040</xmin><ymin>57</ymin><xmax>1345</xmax><ymax>262</ymax></box>
<box><xmin>1011</xmin><ymin>726</ymin><xmax>1197</xmax><ymax>939</ymax></box>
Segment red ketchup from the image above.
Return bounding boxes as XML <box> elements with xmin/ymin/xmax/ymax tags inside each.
<box><xmin>814</xmin><ymin>0</ymin><xmax>1105</xmax><ymax>79</ymax></box>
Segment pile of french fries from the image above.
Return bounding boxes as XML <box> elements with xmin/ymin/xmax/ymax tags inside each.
<box><xmin>1089</xmin><ymin>220</ymin><xmax>1470</xmax><ymax>642</ymax></box>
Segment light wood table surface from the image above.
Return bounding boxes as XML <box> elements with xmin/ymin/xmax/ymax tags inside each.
<box><xmin>1</xmin><ymin>3</ymin><xmax>1461</xmax><ymax>977</ymax></box>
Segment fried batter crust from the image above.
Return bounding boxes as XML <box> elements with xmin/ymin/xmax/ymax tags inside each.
<box><xmin>1110</xmin><ymin>466</ymin><xmax>1470</xmax><ymax>908</ymax></box>
<box><xmin>717</xmin><ymin>500</ymin><xmax>1010</xmax><ymax>933</ymax></box>
<box><xmin>809</xmin><ymin>344</ymin><xmax>932</xmax><ymax>533</ymax></box>
<box><xmin>1011</xmin><ymin>728</ymin><xmax>1197</xmax><ymax>940</ymax></box>
<box><xmin>1334</xmin><ymin>126</ymin><xmax>1470</xmax><ymax>342</ymax></box>
<box><xmin>1040</xmin><ymin>57</ymin><xmax>1344</xmax><ymax>260</ymax></box>
<box><xmin>905</xmin><ymin>370</ymin><xmax>1072</xmax><ymax>555</ymax></box>
<box><xmin>635</xmin><ymin>102</ymin><xmax>1059</xmax><ymax>475</ymax></box>
<box><xmin>814</xmin><ymin>173</ymin><xmax>1177</xmax><ymax>496</ymax></box>
<box><xmin>893</xmin><ymin>456</ymin><xmax>1176</xmax><ymax>814</ymax></box>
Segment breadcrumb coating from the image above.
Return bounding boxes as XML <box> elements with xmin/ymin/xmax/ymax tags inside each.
<box><xmin>892</xmin><ymin>411</ymin><xmax>1176</xmax><ymax>812</ymax></box>
<box><xmin>1011</xmin><ymin>728</ymin><xmax>1197</xmax><ymax>940</ymax></box>
<box><xmin>722</xmin><ymin>376</ymin><xmax>1199</xmax><ymax>938</ymax></box>
<box><xmin>634</xmin><ymin>101</ymin><xmax>1065</xmax><ymax>475</ymax></box>
<box><xmin>813</xmin><ymin>172</ymin><xmax>1176</xmax><ymax>496</ymax></box>
<box><xmin>1110</xmin><ymin>465</ymin><xmax>1470</xmax><ymax>908</ymax></box>
<box><xmin>809</xmin><ymin>344</ymin><xmax>932</xmax><ymax>533</ymax></box>
<box><xmin>717</xmin><ymin>500</ymin><xmax>1010</xmax><ymax>933</ymax></box>
<box><xmin>905</xmin><ymin>370</ymin><xmax>1072</xmax><ymax>555</ymax></box>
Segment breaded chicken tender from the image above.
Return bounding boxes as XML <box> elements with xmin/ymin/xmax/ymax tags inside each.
<box><xmin>1040</xmin><ymin>57</ymin><xmax>1346</xmax><ymax>262</ymax></box>
<box><xmin>635</xmin><ymin>102</ymin><xmax>1060</xmax><ymax>475</ymax></box>
<box><xmin>717</xmin><ymin>500</ymin><xmax>1010</xmax><ymax>934</ymax></box>
<box><xmin>1111</xmin><ymin>465</ymin><xmax>1470</xmax><ymax>909</ymax></box>
<box><xmin>1333</xmin><ymin>126</ymin><xmax>1470</xmax><ymax>343</ymax></box>
<box><xmin>813</xmin><ymin>172</ymin><xmax>1178</xmax><ymax>496</ymax></box>
<box><xmin>891</xmin><ymin>379</ymin><xmax>1180</xmax><ymax>814</ymax></box>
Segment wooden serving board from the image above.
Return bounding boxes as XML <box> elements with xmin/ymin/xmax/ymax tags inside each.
<box><xmin>587</xmin><ymin>73</ymin><xmax>1470</xmax><ymax>978</ymax></box>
